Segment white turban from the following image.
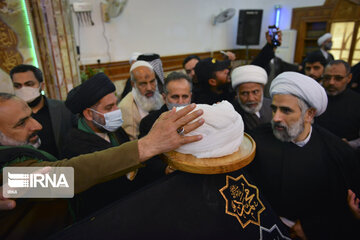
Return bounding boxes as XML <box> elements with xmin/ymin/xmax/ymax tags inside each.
<box><xmin>317</xmin><ymin>33</ymin><xmax>332</xmax><ymax>46</ymax></box>
<box><xmin>129</xmin><ymin>52</ymin><xmax>142</xmax><ymax>64</ymax></box>
<box><xmin>130</xmin><ymin>60</ymin><xmax>153</xmax><ymax>73</ymax></box>
<box><xmin>231</xmin><ymin>65</ymin><xmax>267</xmax><ymax>89</ymax></box>
<box><xmin>176</xmin><ymin>101</ymin><xmax>244</xmax><ymax>158</ymax></box>
<box><xmin>269</xmin><ymin>72</ymin><xmax>328</xmax><ymax>116</ymax></box>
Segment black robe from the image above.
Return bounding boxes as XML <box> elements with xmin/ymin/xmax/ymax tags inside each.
<box><xmin>246</xmin><ymin>123</ymin><xmax>360</xmax><ymax>239</ymax></box>
<box><xmin>315</xmin><ymin>88</ymin><xmax>360</xmax><ymax>141</ymax></box>
<box><xmin>138</xmin><ymin>104</ymin><xmax>168</xmax><ymax>138</ymax></box>
<box><xmin>233</xmin><ymin>97</ymin><xmax>272</xmax><ymax>132</ymax></box>
<box><xmin>50</xmin><ymin>170</ymin><xmax>291</xmax><ymax>240</ymax></box>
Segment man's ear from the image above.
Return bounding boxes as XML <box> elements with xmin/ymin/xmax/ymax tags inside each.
<box><xmin>305</xmin><ymin>108</ymin><xmax>317</xmax><ymax>123</ymax></box>
<box><xmin>162</xmin><ymin>93</ymin><xmax>167</xmax><ymax>102</ymax></box>
<box><xmin>39</xmin><ymin>82</ymin><xmax>45</xmax><ymax>91</ymax></box>
<box><xmin>346</xmin><ymin>73</ymin><xmax>352</xmax><ymax>84</ymax></box>
<box><xmin>208</xmin><ymin>78</ymin><xmax>217</xmax><ymax>87</ymax></box>
<box><xmin>83</xmin><ymin>108</ymin><xmax>93</xmax><ymax>121</ymax></box>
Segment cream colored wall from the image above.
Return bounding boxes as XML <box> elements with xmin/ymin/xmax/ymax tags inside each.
<box><xmin>70</xmin><ymin>0</ymin><xmax>325</xmax><ymax>65</ymax></box>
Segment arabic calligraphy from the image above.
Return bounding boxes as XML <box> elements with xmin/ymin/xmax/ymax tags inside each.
<box><xmin>219</xmin><ymin>174</ymin><xmax>265</xmax><ymax>228</ymax></box>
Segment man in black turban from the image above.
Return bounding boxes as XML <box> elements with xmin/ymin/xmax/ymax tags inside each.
<box><xmin>62</xmin><ymin>72</ymin><xmax>135</xmax><ymax>218</ymax></box>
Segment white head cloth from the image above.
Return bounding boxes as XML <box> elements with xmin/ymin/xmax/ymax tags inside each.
<box><xmin>269</xmin><ymin>72</ymin><xmax>328</xmax><ymax>116</ymax></box>
<box><xmin>317</xmin><ymin>33</ymin><xmax>332</xmax><ymax>46</ymax></box>
<box><xmin>130</xmin><ymin>60</ymin><xmax>153</xmax><ymax>73</ymax></box>
<box><xmin>176</xmin><ymin>101</ymin><xmax>244</xmax><ymax>158</ymax></box>
<box><xmin>231</xmin><ymin>65</ymin><xmax>267</xmax><ymax>89</ymax></box>
<box><xmin>129</xmin><ymin>52</ymin><xmax>142</xmax><ymax>64</ymax></box>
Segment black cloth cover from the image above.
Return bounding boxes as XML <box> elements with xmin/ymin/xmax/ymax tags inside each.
<box><xmin>50</xmin><ymin>169</ymin><xmax>290</xmax><ymax>240</ymax></box>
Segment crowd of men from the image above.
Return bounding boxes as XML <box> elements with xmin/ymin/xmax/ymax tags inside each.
<box><xmin>1</xmin><ymin>31</ymin><xmax>360</xmax><ymax>239</ymax></box>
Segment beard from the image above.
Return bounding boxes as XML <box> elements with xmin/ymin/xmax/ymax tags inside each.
<box><xmin>0</xmin><ymin>131</ymin><xmax>41</xmax><ymax>148</ymax></box>
<box><xmin>271</xmin><ymin>116</ymin><xmax>305</xmax><ymax>142</ymax></box>
<box><xmin>132</xmin><ymin>86</ymin><xmax>164</xmax><ymax>112</ymax></box>
<box><xmin>238</xmin><ymin>95</ymin><xmax>263</xmax><ymax>114</ymax></box>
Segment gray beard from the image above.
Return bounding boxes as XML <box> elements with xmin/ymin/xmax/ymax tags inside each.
<box><xmin>132</xmin><ymin>86</ymin><xmax>164</xmax><ymax>112</ymax></box>
<box><xmin>271</xmin><ymin>117</ymin><xmax>305</xmax><ymax>142</ymax></box>
<box><xmin>0</xmin><ymin>131</ymin><xmax>41</xmax><ymax>148</ymax></box>
<box><xmin>237</xmin><ymin>95</ymin><xmax>263</xmax><ymax>114</ymax></box>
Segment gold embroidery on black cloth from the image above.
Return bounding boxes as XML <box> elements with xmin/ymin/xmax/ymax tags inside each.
<box><xmin>219</xmin><ymin>174</ymin><xmax>265</xmax><ymax>228</ymax></box>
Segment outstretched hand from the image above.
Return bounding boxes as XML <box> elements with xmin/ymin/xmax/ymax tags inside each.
<box><xmin>0</xmin><ymin>187</ymin><xmax>16</xmax><ymax>211</ymax></box>
<box><xmin>347</xmin><ymin>189</ymin><xmax>360</xmax><ymax>219</ymax></box>
<box><xmin>138</xmin><ymin>104</ymin><xmax>204</xmax><ymax>162</ymax></box>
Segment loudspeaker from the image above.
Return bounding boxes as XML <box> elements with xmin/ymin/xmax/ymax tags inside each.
<box><xmin>236</xmin><ymin>10</ymin><xmax>263</xmax><ymax>45</ymax></box>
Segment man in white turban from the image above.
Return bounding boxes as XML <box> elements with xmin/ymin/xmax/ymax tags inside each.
<box><xmin>245</xmin><ymin>71</ymin><xmax>360</xmax><ymax>239</ymax></box>
<box><xmin>231</xmin><ymin>65</ymin><xmax>272</xmax><ymax>131</ymax></box>
<box><xmin>119</xmin><ymin>61</ymin><xmax>164</xmax><ymax>140</ymax></box>
<box><xmin>317</xmin><ymin>33</ymin><xmax>334</xmax><ymax>64</ymax></box>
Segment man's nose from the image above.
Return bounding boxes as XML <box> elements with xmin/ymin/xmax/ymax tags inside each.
<box><xmin>29</xmin><ymin>117</ymin><xmax>42</xmax><ymax>131</ymax></box>
<box><xmin>272</xmin><ymin>109</ymin><xmax>282</xmax><ymax>122</ymax></box>
<box><xmin>248</xmin><ymin>92</ymin><xmax>256</xmax><ymax>102</ymax></box>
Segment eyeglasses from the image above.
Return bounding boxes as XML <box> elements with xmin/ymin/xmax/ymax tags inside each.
<box><xmin>323</xmin><ymin>74</ymin><xmax>347</xmax><ymax>81</ymax></box>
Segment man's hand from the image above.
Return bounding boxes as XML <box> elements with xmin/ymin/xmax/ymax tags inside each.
<box><xmin>265</xmin><ymin>29</ymin><xmax>282</xmax><ymax>48</ymax></box>
<box><xmin>0</xmin><ymin>187</ymin><xmax>16</xmax><ymax>210</ymax></box>
<box><xmin>289</xmin><ymin>220</ymin><xmax>308</xmax><ymax>240</ymax></box>
<box><xmin>347</xmin><ymin>189</ymin><xmax>360</xmax><ymax>219</ymax></box>
<box><xmin>138</xmin><ymin>104</ymin><xmax>204</xmax><ymax>162</ymax></box>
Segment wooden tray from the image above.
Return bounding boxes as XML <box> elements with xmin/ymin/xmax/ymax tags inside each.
<box><xmin>161</xmin><ymin>133</ymin><xmax>256</xmax><ymax>174</ymax></box>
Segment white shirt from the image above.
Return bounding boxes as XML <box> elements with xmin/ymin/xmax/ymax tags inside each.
<box><xmin>293</xmin><ymin>126</ymin><xmax>312</xmax><ymax>147</ymax></box>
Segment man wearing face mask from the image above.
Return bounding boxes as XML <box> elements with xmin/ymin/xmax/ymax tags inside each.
<box><xmin>61</xmin><ymin>72</ymin><xmax>146</xmax><ymax>218</ymax></box>
<box><xmin>9</xmin><ymin>64</ymin><xmax>76</xmax><ymax>158</ymax></box>
<box><xmin>315</xmin><ymin>33</ymin><xmax>334</xmax><ymax>64</ymax></box>
<box><xmin>139</xmin><ymin>71</ymin><xmax>192</xmax><ymax>138</ymax></box>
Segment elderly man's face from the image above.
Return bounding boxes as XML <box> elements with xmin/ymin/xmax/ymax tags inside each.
<box><xmin>0</xmin><ymin>97</ymin><xmax>42</xmax><ymax>146</ymax></box>
<box><xmin>270</xmin><ymin>94</ymin><xmax>305</xmax><ymax>142</ymax></box>
<box><xmin>163</xmin><ymin>79</ymin><xmax>192</xmax><ymax>105</ymax></box>
<box><xmin>132</xmin><ymin>66</ymin><xmax>157</xmax><ymax>98</ymax></box>
<box><xmin>322</xmin><ymin>63</ymin><xmax>351</xmax><ymax>96</ymax></box>
<box><xmin>304</xmin><ymin>62</ymin><xmax>324</xmax><ymax>82</ymax></box>
<box><xmin>184</xmin><ymin>59</ymin><xmax>199</xmax><ymax>80</ymax></box>
<box><xmin>237</xmin><ymin>82</ymin><xmax>263</xmax><ymax>113</ymax></box>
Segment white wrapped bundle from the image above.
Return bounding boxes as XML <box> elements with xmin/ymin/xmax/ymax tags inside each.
<box><xmin>175</xmin><ymin>101</ymin><xmax>244</xmax><ymax>158</ymax></box>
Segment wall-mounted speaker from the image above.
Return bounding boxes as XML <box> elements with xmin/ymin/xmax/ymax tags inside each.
<box><xmin>236</xmin><ymin>10</ymin><xmax>263</xmax><ymax>45</ymax></box>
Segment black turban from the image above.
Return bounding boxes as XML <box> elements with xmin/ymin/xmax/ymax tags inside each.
<box><xmin>65</xmin><ymin>72</ymin><xmax>115</xmax><ymax>114</ymax></box>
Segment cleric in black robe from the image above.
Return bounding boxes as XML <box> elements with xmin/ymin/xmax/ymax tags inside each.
<box><xmin>245</xmin><ymin>72</ymin><xmax>360</xmax><ymax>239</ymax></box>
<box><xmin>62</xmin><ymin>73</ymin><xmax>163</xmax><ymax>219</ymax></box>
<box><xmin>231</xmin><ymin>65</ymin><xmax>272</xmax><ymax>132</ymax></box>
<box><xmin>316</xmin><ymin>60</ymin><xmax>360</xmax><ymax>149</ymax></box>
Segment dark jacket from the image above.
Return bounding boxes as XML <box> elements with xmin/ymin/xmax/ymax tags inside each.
<box><xmin>139</xmin><ymin>104</ymin><xmax>168</xmax><ymax>138</ymax></box>
<box><xmin>47</xmin><ymin>97</ymin><xmax>77</xmax><ymax>155</ymax></box>
<box><xmin>233</xmin><ymin>97</ymin><xmax>272</xmax><ymax>132</ymax></box>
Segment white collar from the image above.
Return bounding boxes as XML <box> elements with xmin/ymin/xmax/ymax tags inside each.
<box><xmin>95</xmin><ymin>132</ymin><xmax>110</xmax><ymax>143</ymax></box>
<box><xmin>320</xmin><ymin>49</ymin><xmax>328</xmax><ymax>59</ymax></box>
<box><xmin>292</xmin><ymin>126</ymin><xmax>312</xmax><ymax>147</ymax></box>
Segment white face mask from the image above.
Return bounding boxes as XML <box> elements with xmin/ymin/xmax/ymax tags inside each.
<box><xmin>14</xmin><ymin>86</ymin><xmax>41</xmax><ymax>103</ymax></box>
<box><xmin>166</xmin><ymin>103</ymin><xmax>189</xmax><ymax>110</ymax></box>
<box><xmin>91</xmin><ymin>109</ymin><xmax>123</xmax><ymax>132</ymax></box>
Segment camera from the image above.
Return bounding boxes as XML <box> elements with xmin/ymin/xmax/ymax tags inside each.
<box><xmin>268</xmin><ymin>25</ymin><xmax>280</xmax><ymax>47</ymax></box>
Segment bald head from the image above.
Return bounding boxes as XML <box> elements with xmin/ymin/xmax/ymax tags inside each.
<box><xmin>0</xmin><ymin>93</ymin><xmax>42</xmax><ymax>147</ymax></box>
